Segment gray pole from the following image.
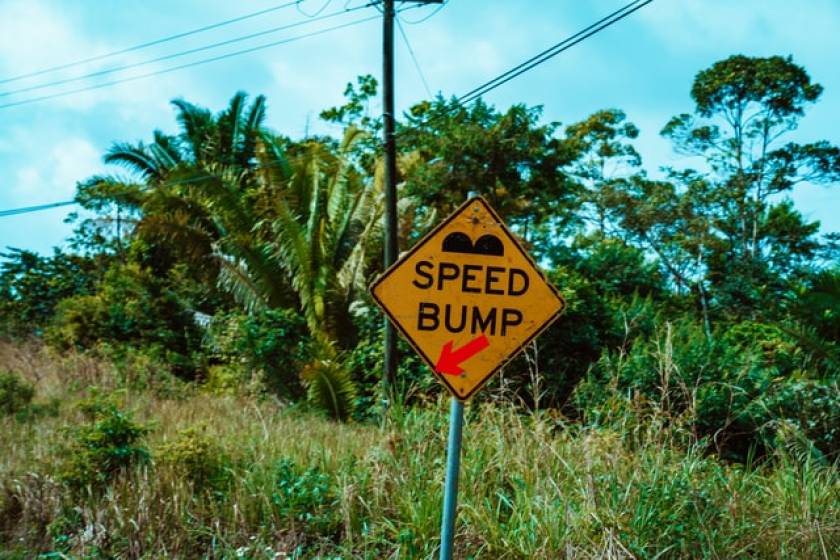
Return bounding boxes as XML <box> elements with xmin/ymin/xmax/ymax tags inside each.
<box><xmin>439</xmin><ymin>397</ymin><xmax>464</xmax><ymax>560</ymax></box>
<box><xmin>439</xmin><ymin>190</ymin><xmax>475</xmax><ymax>560</ymax></box>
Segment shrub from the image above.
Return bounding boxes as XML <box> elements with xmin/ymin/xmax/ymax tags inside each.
<box><xmin>202</xmin><ymin>364</ymin><xmax>247</xmax><ymax>396</ymax></box>
<box><xmin>752</xmin><ymin>379</ymin><xmax>840</xmax><ymax>460</ymax></box>
<box><xmin>271</xmin><ymin>459</ymin><xmax>337</xmax><ymax>533</ymax></box>
<box><xmin>0</xmin><ymin>371</ymin><xmax>34</xmax><ymax>416</ymax></box>
<box><xmin>577</xmin><ymin>319</ymin><xmax>840</xmax><ymax>461</ymax></box>
<box><xmin>0</xmin><ymin>248</ymin><xmax>97</xmax><ymax>339</ymax></box>
<box><xmin>205</xmin><ymin>308</ymin><xmax>312</xmax><ymax>398</ymax></box>
<box><xmin>157</xmin><ymin>426</ymin><xmax>232</xmax><ymax>491</ymax></box>
<box><xmin>98</xmin><ymin>343</ymin><xmax>193</xmax><ymax>398</ymax></box>
<box><xmin>58</xmin><ymin>393</ymin><xmax>150</xmax><ymax>489</ymax></box>
<box><xmin>45</xmin><ymin>263</ymin><xmax>201</xmax><ymax>379</ymax></box>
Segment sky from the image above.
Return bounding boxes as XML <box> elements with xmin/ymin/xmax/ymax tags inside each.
<box><xmin>1</xmin><ymin>0</ymin><xmax>839</xmax><ymax>256</ymax></box>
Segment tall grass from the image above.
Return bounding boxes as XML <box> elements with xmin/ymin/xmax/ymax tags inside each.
<box><xmin>1</xmin><ymin>342</ymin><xmax>838</xmax><ymax>558</ymax></box>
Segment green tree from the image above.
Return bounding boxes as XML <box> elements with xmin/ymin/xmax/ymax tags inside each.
<box><xmin>75</xmin><ymin>92</ymin><xmax>283</xmax><ymax>302</ymax></box>
<box><xmin>400</xmin><ymin>97</ymin><xmax>578</xmax><ymax>252</ymax></box>
<box><xmin>47</xmin><ymin>260</ymin><xmax>202</xmax><ymax>377</ymax></box>
<box><xmin>563</xmin><ymin>108</ymin><xmax>641</xmax><ymax>238</ymax></box>
<box><xmin>74</xmin><ymin>93</ymin><xmax>372</xmax><ymax>417</ymax></box>
<box><xmin>659</xmin><ymin>55</ymin><xmax>840</xmax><ymax>318</ymax></box>
<box><xmin>240</xmin><ymin>126</ymin><xmax>383</xmax><ymax>348</ymax></box>
<box><xmin>0</xmin><ymin>249</ymin><xmax>98</xmax><ymax>338</ymax></box>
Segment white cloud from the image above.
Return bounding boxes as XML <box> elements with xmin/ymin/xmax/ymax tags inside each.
<box><xmin>0</xmin><ymin>1</ymin><xmax>100</xmax><ymax>78</ymax></box>
<box><xmin>11</xmin><ymin>136</ymin><xmax>101</xmax><ymax>202</ymax></box>
<box><xmin>0</xmin><ymin>0</ymin><xmax>208</xmax><ymax>114</ymax></box>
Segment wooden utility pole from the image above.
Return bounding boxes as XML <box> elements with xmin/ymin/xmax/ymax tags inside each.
<box><xmin>381</xmin><ymin>0</ymin><xmax>442</xmax><ymax>400</ymax></box>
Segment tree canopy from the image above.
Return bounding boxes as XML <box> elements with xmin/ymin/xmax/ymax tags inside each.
<box><xmin>1</xmin><ymin>55</ymin><xmax>838</xmax><ymax>458</ymax></box>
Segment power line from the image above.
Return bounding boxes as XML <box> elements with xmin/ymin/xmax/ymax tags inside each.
<box><xmin>398</xmin><ymin>0</ymin><xmax>448</xmax><ymax>24</ymax></box>
<box><xmin>0</xmin><ymin>148</ymin><xmax>354</xmax><ymax>218</ymax></box>
<box><xmin>0</xmin><ymin>13</ymin><xmax>380</xmax><ymax>110</ymax></box>
<box><xmin>0</xmin><ymin>200</ymin><xmax>77</xmax><ymax>218</ymax></box>
<box><xmin>2</xmin><ymin>0</ymin><xmax>653</xmax><ymax>217</ymax></box>
<box><xmin>0</xmin><ymin>4</ymin><xmax>373</xmax><ymax>99</ymax></box>
<box><xmin>297</xmin><ymin>0</ymin><xmax>333</xmax><ymax>17</ymax></box>
<box><xmin>396</xmin><ymin>0</ymin><xmax>654</xmax><ymax>138</ymax></box>
<box><xmin>0</xmin><ymin>1</ymin><xmax>304</xmax><ymax>86</ymax></box>
<box><xmin>396</xmin><ymin>17</ymin><xmax>432</xmax><ymax>98</ymax></box>
<box><xmin>457</xmin><ymin>0</ymin><xmax>653</xmax><ymax>106</ymax></box>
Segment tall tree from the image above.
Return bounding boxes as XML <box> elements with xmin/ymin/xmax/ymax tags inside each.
<box><xmin>659</xmin><ymin>55</ymin><xmax>840</xmax><ymax>317</ymax></box>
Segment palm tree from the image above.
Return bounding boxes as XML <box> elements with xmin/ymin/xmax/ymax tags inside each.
<box><xmin>77</xmin><ymin>93</ymin><xmax>385</xmax><ymax>419</ymax></box>
<box><xmin>250</xmin><ymin>127</ymin><xmax>383</xmax><ymax>345</ymax></box>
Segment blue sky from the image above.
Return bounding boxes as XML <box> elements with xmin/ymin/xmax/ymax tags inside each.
<box><xmin>1</xmin><ymin>0</ymin><xmax>839</xmax><ymax>255</ymax></box>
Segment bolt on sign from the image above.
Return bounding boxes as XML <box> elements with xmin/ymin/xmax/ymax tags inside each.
<box><xmin>370</xmin><ymin>196</ymin><xmax>566</xmax><ymax>400</ymax></box>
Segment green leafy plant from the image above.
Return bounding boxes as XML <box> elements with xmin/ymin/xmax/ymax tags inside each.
<box><xmin>205</xmin><ymin>308</ymin><xmax>312</xmax><ymax>398</ymax></box>
<box><xmin>45</xmin><ymin>263</ymin><xmax>201</xmax><ymax>379</ymax></box>
<box><xmin>753</xmin><ymin>379</ymin><xmax>840</xmax><ymax>461</ymax></box>
<box><xmin>58</xmin><ymin>392</ymin><xmax>150</xmax><ymax>489</ymax></box>
<box><xmin>271</xmin><ymin>459</ymin><xmax>337</xmax><ymax>533</ymax></box>
<box><xmin>578</xmin><ymin>318</ymin><xmax>840</xmax><ymax>461</ymax></box>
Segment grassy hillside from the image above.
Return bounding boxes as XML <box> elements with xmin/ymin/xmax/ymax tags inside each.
<box><xmin>1</xmin><ymin>342</ymin><xmax>837</xmax><ymax>559</ymax></box>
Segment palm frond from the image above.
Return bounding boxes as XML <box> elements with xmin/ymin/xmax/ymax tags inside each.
<box><xmin>257</xmin><ymin>132</ymin><xmax>292</xmax><ymax>184</ymax></box>
<box><xmin>241</xmin><ymin>95</ymin><xmax>267</xmax><ymax>165</ymax></box>
<box><xmin>271</xmin><ymin>192</ymin><xmax>318</xmax><ymax>328</ymax></box>
<box><xmin>172</xmin><ymin>98</ymin><xmax>214</xmax><ymax>161</ymax></box>
<box><xmin>76</xmin><ymin>175</ymin><xmax>146</xmax><ymax>211</ymax></box>
<box><xmin>149</xmin><ymin>136</ymin><xmax>182</xmax><ymax>170</ymax></box>
<box><xmin>219</xmin><ymin>91</ymin><xmax>247</xmax><ymax>161</ymax></box>
<box><xmin>104</xmin><ymin>143</ymin><xmax>166</xmax><ymax>181</ymax></box>
<box><xmin>336</xmin><ymin>184</ymin><xmax>384</xmax><ymax>299</ymax></box>
<box><xmin>305</xmin><ymin>146</ymin><xmax>324</xmax><ymax>265</ymax></box>
<box><xmin>215</xmin><ymin>255</ymin><xmax>269</xmax><ymax>314</ymax></box>
<box><xmin>300</xmin><ymin>355</ymin><xmax>357</xmax><ymax>421</ymax></box>
<box><xmin>137</xmin><ymin>211</ymin><xmax>215</xmax><ymax>262</ymax></box>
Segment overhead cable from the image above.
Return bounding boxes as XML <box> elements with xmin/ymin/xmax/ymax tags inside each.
<box><xmin>457</xmin><ymin>0</ymin><xmax>653</xmax><ymax>105</ymax></box>
<box><xmin>397</xmin><ymin>0</ymin><xmax>654</xmax><ymax>138</ymax></box>
<box><xmin>1</xmin><ymin>0</ymin><xmax>654</xmax><ymax>217</ymax></box>
<box><xmin>0</xmin><ymin>4</ymin><xmax>372</xmax><ymax>98</ymax></box>
<box><xmin>0</xmin><ymin>0</ymin><xmax>303</xmax><ymax>85</ymax></box>
<box><xmin>0</xmin><ymin>200</ymin><xmax>77</xmax><ymax>217</ymax></box>
<box><xmin>396</xmin><ymin>17</ymin><xmax>433</xmax><ymax>98</ymax></box>
<box><xmin>0</xmin><ymin>13</ymin><xmax>380</xmax><ymax>110</ymax></box>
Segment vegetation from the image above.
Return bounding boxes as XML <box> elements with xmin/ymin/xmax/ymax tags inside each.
<box><xmin>0</xmin><ymin>344</ymin><xmax>838</xmax><ymax>558</ymax></box>
<box><xmin>1</xmin><ymin>54</ymin><xmax>839</xmax><ymax>557</ymax></box>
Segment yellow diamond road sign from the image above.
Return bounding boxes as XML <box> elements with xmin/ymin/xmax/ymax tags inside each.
<box><xmin>370</xmin><ymin>196</ymin><xmax>566</xmax><ymax>400</ymax></box>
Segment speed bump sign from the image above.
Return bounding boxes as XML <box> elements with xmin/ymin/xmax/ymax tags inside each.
<box><xmin>370</xmin><ymin>196</ymin><xmax>565</xmax><ymax>400</ymax></box>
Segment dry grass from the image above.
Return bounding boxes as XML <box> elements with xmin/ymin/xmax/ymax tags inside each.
<box><xmin>1</xmin><ymin>342</ymin><xmax>838</xmax><ymax>559</ymax></box>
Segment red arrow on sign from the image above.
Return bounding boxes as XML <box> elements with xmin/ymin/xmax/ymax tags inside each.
<box><xmin>435</xmin><ymin>334</ymin><xmax>490</xmax><ymax>375</ymax></box>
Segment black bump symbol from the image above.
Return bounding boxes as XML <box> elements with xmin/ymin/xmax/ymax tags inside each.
<box><xmin>473</xmin><ymin>235</ymin><xmax>504</xmax><ymax>256</ymax></box>
<box><xmin>442</xmin><ymin>232</ymin><xmax>504</xmax><ymax>256</ymax></box>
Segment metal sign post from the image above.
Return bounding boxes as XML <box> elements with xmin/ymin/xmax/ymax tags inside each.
<box><xmin>440</xmin><ymin>194</ymin><xmax>472</xmax><ymax>560</ymax></box>
<box><xmin>440</xmin><ymin>397</ymin><xmax>464</xmax><ymax>560</ymax></box>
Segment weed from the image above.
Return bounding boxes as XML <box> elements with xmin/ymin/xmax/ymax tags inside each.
<box><xmin>157</xmin><ymin>426</ymin><xmax>232</xmax><ymax>492</ymax></box>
